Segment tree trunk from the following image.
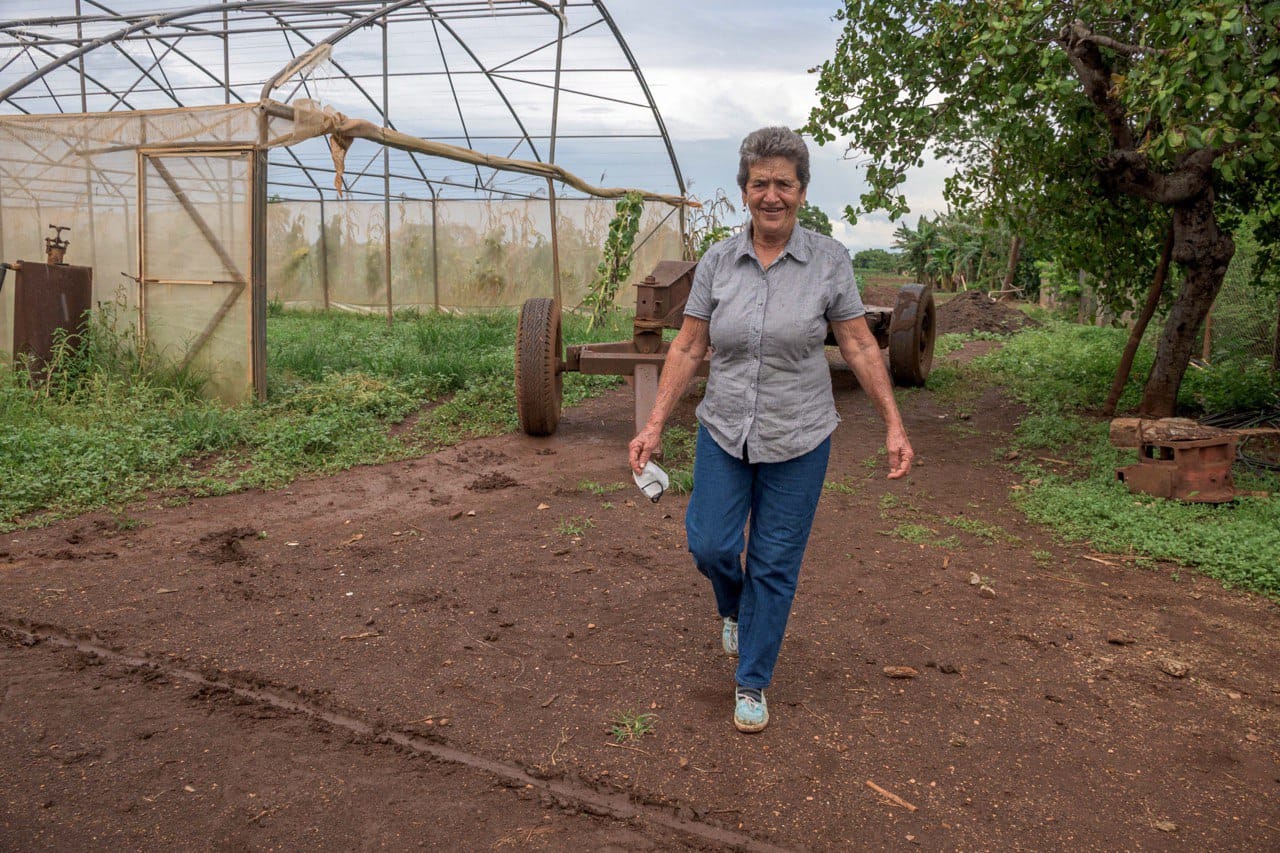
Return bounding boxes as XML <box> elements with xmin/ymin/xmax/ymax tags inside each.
<box><xmin>1077</xmin><ymin>270</ymin><xmax>1095</xmax><ymax>325</ymax></box>
<box><xmin>1138</xmin><ymin>194</ymin><xmax>1235</xmax><ymax>416</ymax></box>
<box><xmin>1273</xmin><ymin>293</ymin><xmax>1280</xmax><ymax>374</ymax></box>
<box><xmin>1102</xmin><ymin>224</ymin><xmax>1173</xmax><ymax>417</ymax></box>
<box><xmin>998</xmin><ymin>234</ymin><xmax>1022</xmax><ymax>300</ymax></box>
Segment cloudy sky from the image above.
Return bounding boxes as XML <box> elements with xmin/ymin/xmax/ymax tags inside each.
<box><xmin>607</xmin><ymin>0</ymin><xmax>949</xmax><ymax>251</ymax></box>
<box><xmin>0</xmin><ymin>0</ymin><xmax>949</xmax><ymax>251</ymax></box>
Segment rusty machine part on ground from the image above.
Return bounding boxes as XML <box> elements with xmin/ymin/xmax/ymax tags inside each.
<box><xmin>2</xmin><ymin>224</ymin><xmax>93</xmax><ymax>374</ymax></box>
<box><xmin>514</xmin><ymin>260</ymin><xmax>936</xmax><ymax>438</ymax></box>
<box><xmin>1112</xmin><ymin>418</ymin><xmax>1239</xmax><ymax>503</ymax></box>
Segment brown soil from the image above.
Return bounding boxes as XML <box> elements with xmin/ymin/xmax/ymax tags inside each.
<box><xmin>936</xmin><ymin>290</ymin><xmax>1039</xmax><ymax>336</ymax></box>
<box><xmin>3</xmin><ymin>337</ymin><xmax>1278</xmax><ymax>850</ymax></box>
<box><xmin>863</xmin><ymin>285</ymin><xmax>1038</xmax><ymax>338</ymax></box>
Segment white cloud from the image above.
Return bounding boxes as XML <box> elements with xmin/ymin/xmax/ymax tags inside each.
<box><xmin>645</xmin><ymin>67</ymin><xmax>820</xmax><ymax>141</ymax></box>
<box><xmin>833</xmin><ymin>217</ymin><xmax>901</xmax><ymax>253</ymax></box>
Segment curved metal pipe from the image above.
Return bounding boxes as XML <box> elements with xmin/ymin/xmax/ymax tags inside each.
<box><xmin>258</xmin><ymin>0</ymin><xmax>563</xmax><ymax>102</ymax></box>
<box><xmin>0</xmin><ymin>1</ymin><xmax>290</xmax><ymax>104</ymax></box>
<box><xmin>592</xmin><ymin>0</ymin><xmax>686</xmax><ymax>197</ymax></box>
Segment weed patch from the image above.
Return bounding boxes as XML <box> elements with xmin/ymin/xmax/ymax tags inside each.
<box><xmin>1</xmin><ymin>306</ymin><xmax>634</xmax><ymax>530</ymax></box>
<box><xmin>608</xmin><ymin>710</ymin><xmax>657</xmax><ymax>743</ymax></box>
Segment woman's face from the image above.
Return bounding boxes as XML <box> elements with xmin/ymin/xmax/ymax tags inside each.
<box><xmin>742</xmin><ymin>156</ymin><xmax>806</xmax><ymax>244</ymax></box>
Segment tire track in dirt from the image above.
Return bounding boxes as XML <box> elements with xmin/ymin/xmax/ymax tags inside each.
<box><xmin>1</xmin><ymin>618</ymin><xmax>790</xmax><ymax>853</ymax></box>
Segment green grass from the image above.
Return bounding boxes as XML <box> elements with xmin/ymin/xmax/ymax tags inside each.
<box><xmin>8</xmin><ymin>304</ymin><xmax>1279</xmax><ymax>599</ymax></box>
<box><xmin>578</xmin><ymin>480</ymin><xmax>625</xmax><ymax>496</ymax></box>
<box><xmin>0</xmin><ymin>306</ymin><xmax>634</xmax><ymax>530</ymax></box>
<box><xmin>882</xmin><ymin>523</ymin><xmax>960</xmax><ymax>549</ymax></box>
<box><xmin>556</xmin><ymin>516</ymin><xmax>594</xmax><ymax>537</ymax></box>
<box><xmin>970</xmin><ymin>321</ymin><xmax>1280</xmax><ymax>596</ymax></box>
<box><xmin>660</xmin><ymin>424</ymin><xmax>698</xmax><ymax>495</ymax></box>
<box><xmin>887</xmin><ymin>523</ymin><xmax>934</xmax><ymax>543</ymax></box>
<box><xmin>608</xmin><ymin>710</ymin><xmax>657</xmax><ymax>742</ymax></box>
<box><xmin>943</xmin><ymin>515</ymin><xmax>1016</xmax><ymax>544</ymax></box>
<box><xmin>824</xmin><ymin>478</ymin><xmax>858</xmax><ymax>495</ymax></box>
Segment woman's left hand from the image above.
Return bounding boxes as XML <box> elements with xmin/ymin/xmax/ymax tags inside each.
<box><xmin>886</xmin><ymin>427</ymin><xmax>914</xmax><ymax>479</ymax></box>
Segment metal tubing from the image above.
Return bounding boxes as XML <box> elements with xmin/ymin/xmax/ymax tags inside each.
<box><xmin>382</xmin><ymin>18</ymin><xmax>392</xmax><ymax>326</ymax></box>
<box><xmin>430</xmin><ymin>184</ymin><xmax>439</xmax><ymax>312</ymax></box>
<box><xmin>319</xmin><ymin>193</ymin><xmax>330</xmax><ymax>310</ymax></box>
<box><xmin>546</xmin><ymin>0</ymin><xmax>566</xmax><ymax>305</ymax></box>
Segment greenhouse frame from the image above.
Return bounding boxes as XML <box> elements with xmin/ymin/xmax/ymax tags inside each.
<box><xmin>0</xmin><ymin>1</ymin><xmax>692</xmax><ymax>402</ymax></box>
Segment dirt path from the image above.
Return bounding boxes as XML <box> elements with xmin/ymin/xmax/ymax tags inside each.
<box><xmin>3</xmin><ymin>343</ymin><xmax>1278</xmax><ymax>850</ymax></box>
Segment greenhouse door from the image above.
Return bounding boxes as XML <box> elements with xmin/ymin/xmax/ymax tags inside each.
<box><xmin>139</xmin><ymin>148</ymin><xmax>266</xmax><ymax>404</ymax></box>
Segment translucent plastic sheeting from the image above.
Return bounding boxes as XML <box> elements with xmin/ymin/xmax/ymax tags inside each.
<box><xmin>266</xmin><ymin>197</ymin><xmax>683</xmax><ymax>313</ymax></box>
<box><xmin>142</xmin><ymin>151</ymin><xmax>253</xmax><ymax>404</ymax></box>
<box><xmin>0</xmin><ymin>100</ymin><xmax>687</xmax><ymax>406</ymax></box>
<box><xmin>0</xmin><ymin>104</ymin><xmax>276</xmax><ymax>376</ymax></box>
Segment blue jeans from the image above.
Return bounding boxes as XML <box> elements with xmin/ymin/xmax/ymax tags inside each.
<box><xmin>685</xmin><ymin>425</ymin><xmax>830</xmax><ymax>689</ymax></box>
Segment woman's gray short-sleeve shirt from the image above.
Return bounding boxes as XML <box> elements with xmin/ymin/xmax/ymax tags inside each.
<box><xmin>683</xmin><ymin>226</ymin><xmax>866</xmax><ymax>463</ymax></box>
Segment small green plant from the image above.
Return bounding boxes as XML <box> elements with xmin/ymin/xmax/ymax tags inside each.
<box><xmin>886</xmin><ymin>523</ymin><xmax>935</xmax><ymax>544</ymax></box>
<box><xmin>111</xmin><ymin>510</ymin><xmax>144</xmax><ymax>531</ymax></box>
<box><xmin>1032</xmin><ymin>549</ymin><xmax>1054</xmax><ymax>565</ymax></box>
<box><xmin>943</xmin><ymin>516</ymin><xmax>1014</xmax><ymax>543</ymax></box>
<box><xmin>583</xmin><ymin>191</ymin><xmax>645</xmax><ymax>329</ymax></box>
<box><xmin>557</xmin><ymin>516</ymin><xmax>594</xmax><ymax>537</ymax></box>
<box><xmin>882</xmin><ymin>523</ymin><xmax>960</xmax><ymax>549</ymax></box>
<box><xmin>608</xmin><ymin>710</ymin><xmax>657</xmax><ymax>743</ymax></box>
<box><xmin>878</xmin><ymin>493</ymin><xmax>903</xmax><ymax>510</ymax></box>
<box><xmin>578</xmin><ymin>480</ymin><xmax>625</xmax><ymax>496</ymax></box>
<box><xmin>824</xmin><ymin>478</ymin><xmax>857</xmax><ymax>495</ymax></box>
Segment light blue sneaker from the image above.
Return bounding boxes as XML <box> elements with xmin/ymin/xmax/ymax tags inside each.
<box><xmin>721</xmin><ymin>616</ymin><xmax>738</xmax><ymax>656</ymax></box>
<box><xmin>733</xmin><ymin>686</ymin><xmax>768</xmax><ymax>733</ymax></box>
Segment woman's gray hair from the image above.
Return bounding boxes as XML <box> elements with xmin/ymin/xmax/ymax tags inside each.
<box><xmin>737</xmin><ymin>126</ymin><xmax>810</xmax><ymax>190</ymax></box>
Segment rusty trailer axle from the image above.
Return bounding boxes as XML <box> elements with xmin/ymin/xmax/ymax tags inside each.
<box><xmin>515</xmin><ymin>259</ymin><xmax>937</xmax><ymax>438</ymax></box>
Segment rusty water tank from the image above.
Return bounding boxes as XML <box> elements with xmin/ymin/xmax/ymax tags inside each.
<box><xmin>9</xmin><ymin>260</ymin><xmax>94</xmax><ymax>371</ymax></box>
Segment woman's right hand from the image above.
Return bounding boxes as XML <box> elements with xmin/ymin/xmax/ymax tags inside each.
<box><xmin>629</xmin><ymin>425</ymin><xmax>663</xmax><ymax>474</ymax></box>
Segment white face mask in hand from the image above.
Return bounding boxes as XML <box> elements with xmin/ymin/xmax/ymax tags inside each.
<box><xmin>632</xmin><ymin>461</ymin><xmax>669</xmax><ymax>503</ymax></box>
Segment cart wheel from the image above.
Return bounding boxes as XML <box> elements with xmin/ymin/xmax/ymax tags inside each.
<box><xmin>515</xmin><ymin>297</ymin><xmax>563</xmax><ymax>436</ymax></box>
<box><xmin>888</xmin><ymin>284</ymin><xmax>935</xmax><ymax>386</ymax></box>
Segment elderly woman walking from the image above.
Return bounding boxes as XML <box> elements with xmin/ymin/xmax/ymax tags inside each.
<box><xmin>629</xmin><ymin>126</ymin><xmax>913</xmax><ymax>732</ymax></box>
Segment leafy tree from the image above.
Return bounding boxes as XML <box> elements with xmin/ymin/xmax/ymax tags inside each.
<box><xmin>804</xmin><ymin>0</ymin><xmax>1280</xmax><ymax>416</ymax></box>
<box><xmin>893</xmin><ymin>216</ymin><xmax>938</xmax><ymax>286</ymax></box>
<box><xmin>892</xmin><ymin>210</ymin><xmax>1029</xmax><ymax>293</ymax></box>
<box><xmin>852</xmin><ymin>247</ymin><xmax>899</xmax><ymax>271</ymax></box>
<box><xmin>797</xmin><ymin>201</ymin><xmax>833</xmax><ymax>236</ymax></box>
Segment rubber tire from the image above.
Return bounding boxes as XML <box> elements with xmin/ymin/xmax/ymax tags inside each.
<box><xmin>888</xmin><ymin>284</ymin><xmax>936</xmax><ymax>387</ymax></box>
<box><xmin>515</xmin><ymin>297</ymin><xmax>563</xmax><ymax>436</ymax></box>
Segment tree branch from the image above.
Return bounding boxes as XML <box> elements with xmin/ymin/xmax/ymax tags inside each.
<box><xmin>1077</xmin><ymin>31</ymin><xmax>1171</xmax><ymax>57</ymax></box>
<box><xmin>1059</xmin><ymin>19</ymin><xmax>1134</xmax><ymax>150</ymax></box>
<box><xmin>1100</xmin><ymin>148</ymin><xmax>1216</xmax><ymax>205</ymax></box>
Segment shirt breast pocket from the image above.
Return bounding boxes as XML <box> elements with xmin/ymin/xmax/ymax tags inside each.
<box><xmin>787</xmin><ymin>294</ymin><xmax>829</xmax><ymax>354</ymax></box>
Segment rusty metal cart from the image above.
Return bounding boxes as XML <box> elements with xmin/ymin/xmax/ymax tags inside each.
<box><xmin>514</xmin><ymin>259</ymin><xmax>936</xmax><ymax>437</ymax></box>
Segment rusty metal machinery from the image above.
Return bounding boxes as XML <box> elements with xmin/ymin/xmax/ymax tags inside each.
<box><xmin>4</xmin><ymin>225</ymin><xmax>93</xmax><ymax>375</ymax></box>
<box><xmin>1116</xmin><ymin>436</ymin><xmax>1239</xmax><ymax>503</ymax></box>
<box><xmin>515</xmin><ymin>260</ymin><xmax>936</xmax><ymax>437</ymax></box>
<box><xmin>1111</xmin><ymin>417</ymin><xmax>1245</xmax><ymax>503</ymax></box>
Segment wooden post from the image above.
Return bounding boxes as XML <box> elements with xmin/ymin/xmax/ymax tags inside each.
<box><xmin>634</xmin><ymin>363</ymin><xmax>660</xmax><ymax>456</ymax></box>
